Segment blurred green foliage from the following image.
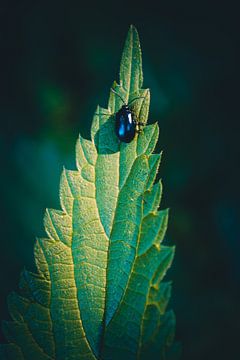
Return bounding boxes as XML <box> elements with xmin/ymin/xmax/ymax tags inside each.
<box><xmin>0</xmin><ymin>1</ymin><xmax>239</xmax><ymax>359</ymax></box>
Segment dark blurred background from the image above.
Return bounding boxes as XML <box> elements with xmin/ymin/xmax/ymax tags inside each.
<box><xmin>0</xmin><ymin>1</ymin><xmax>239</xmax><ymax>359</ymax></box>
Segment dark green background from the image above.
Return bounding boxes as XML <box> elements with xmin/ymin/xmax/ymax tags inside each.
<box><xmin>0</xmin><ymin>1</ymin><xmax>239</xmax><ymax>359</ymax></box>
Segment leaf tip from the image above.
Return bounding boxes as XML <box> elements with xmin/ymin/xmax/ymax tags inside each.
<box><xmin>129</xmin><ymin>24</ymin><xmax>139</xmax><ymax>35</ymax></box>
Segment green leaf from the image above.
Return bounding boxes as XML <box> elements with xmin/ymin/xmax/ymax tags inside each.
<box><xmin>1</xmin><ymin>25</ymin><xmax>179</xmax><ymax>360</ymax></box>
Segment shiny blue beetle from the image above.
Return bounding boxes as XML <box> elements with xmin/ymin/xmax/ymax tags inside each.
<box><xmin>111</xmin><ymin>88</ymin><xmax>145</xmax><ymax>143</ymax></box>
